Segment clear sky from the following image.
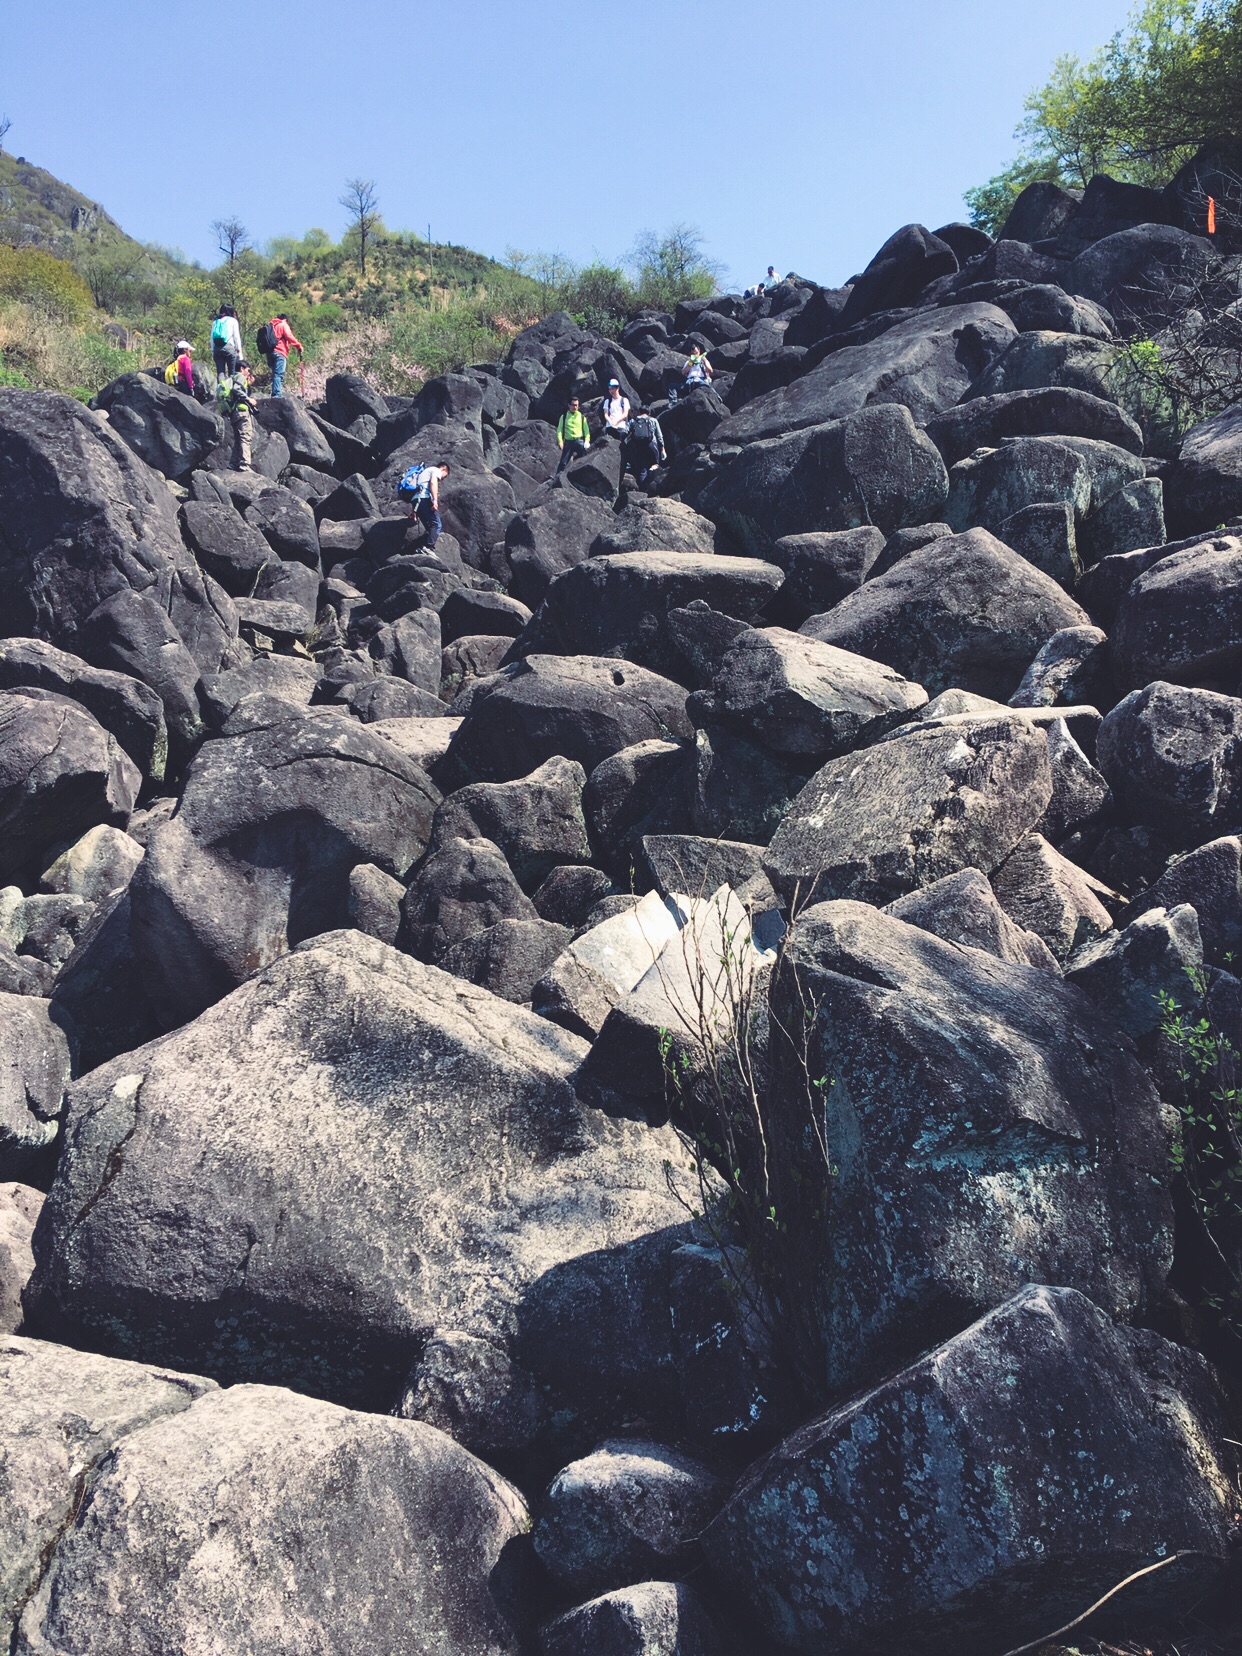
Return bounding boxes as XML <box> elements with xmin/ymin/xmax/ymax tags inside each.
<box><xmin>5</xmin><ymin>0</ymin><xmax>1135</xmax><ymax>290</ymax></box>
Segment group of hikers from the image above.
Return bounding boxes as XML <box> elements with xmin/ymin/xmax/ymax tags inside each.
<box><xmin>160</xmin><ymin>305</ymin><xmax>306</xmax><ymax>470</ymax></box>
<box><xmin>553</xmin><ymin>335</ymin><xmax>723</xmax><ymax>487</ymax></box>
<box><xmin>159</xmin><ymin>264</ymin><xmax>779</xmax><ymax>532</ymax></box>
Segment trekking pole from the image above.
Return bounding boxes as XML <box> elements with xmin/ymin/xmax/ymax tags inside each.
<box><xmin>299</xmin><ymin>357</ymin><xmax>306</xmax><ymax>396</ymax></box>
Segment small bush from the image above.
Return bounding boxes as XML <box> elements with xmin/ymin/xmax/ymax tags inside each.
<box><xmin>0</xmin><ymin>246</ymin><xmax>93</xmax><ymax>323</ymax></box>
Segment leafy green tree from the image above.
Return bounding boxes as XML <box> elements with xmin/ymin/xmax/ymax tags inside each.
<box><xmin>966</xmin><ymin>0</ymin><xmax>1242</xmax><ymax>231</ymax></box>
<box><xmin>631</xmin><ymin>223</ymin><xmax>721</xmax><ymax>312</ymax></box>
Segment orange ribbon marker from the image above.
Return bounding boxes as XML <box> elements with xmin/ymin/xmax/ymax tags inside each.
<box><xmin>1208</xmin><ymin>195</ymin><xmax>1217</xmax><ymax>234</ymax></box>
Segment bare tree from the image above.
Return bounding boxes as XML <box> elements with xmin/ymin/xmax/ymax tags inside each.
<box><xmin>0</xmin><ymin>115</ymin><xmax>11</xmax><ymax>155</ymax></box>
<box><xmin>211</xmin><ymin>216</ymin><xmax>249</xmax><ymax>266</ymax></box>
<box><xmin>339</xmin><ymin>178</ymin><xmax>380</xmax><ymax>278</ymax></box>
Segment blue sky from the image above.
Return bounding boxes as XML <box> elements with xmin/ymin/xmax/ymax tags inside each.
<box><xmin>5</xmin><ymin>0</ymin><xmax>1135</xmax><ymax>289</ymax></box>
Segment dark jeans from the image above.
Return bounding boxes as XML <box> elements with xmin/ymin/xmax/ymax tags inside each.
<box><xmin>557</xmin><ymin>438</ymin><xmax>588</xmax><ymax>472</ymax></box>
<box><xmin>213</xmin><ymin>345</ymin><xmax>239</xmax><ymax>381</ymax></box>
<box><xmin>415</xmin><ymin>496</ymin><xmax>442</xmax><ymax>548</ymax></box>
<box><xmin>626</xmin><ymin>438</ymin><xmax>661</xmax><ymax>483</ymax></box>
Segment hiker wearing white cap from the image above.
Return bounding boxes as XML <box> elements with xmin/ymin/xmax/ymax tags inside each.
<box><xmin>164</xmin><ymin>340</ymin><xmax>196</xmax><ymax>398</ymax></box>
<box><xmin>602</xmin><ymin>378</ymin><xmax>631</xmax><ymax>434</ymax></box>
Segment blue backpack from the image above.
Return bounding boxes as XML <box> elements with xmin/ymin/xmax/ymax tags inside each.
<box><xmin>397</xmin><ymin>463</ymin><xmax>433</xmax><ymax>503</ymax></box>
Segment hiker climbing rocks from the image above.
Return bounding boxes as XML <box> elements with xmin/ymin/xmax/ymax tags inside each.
<box><xmin>682</xmin><ymin>345</ymin><xmax>713</xmax><ymax>389</ymax></box>
<box><xmin>556</xmin><ymin>395</ymin><xmax>591</xmax><ymax>470</ymax></box>
<box><xmin>164</xmin><ymin>340</ymin><xmax>195</xmax><ymax>397</ymax></box>
<box><xmin>217</xmin><ymin>360</ymin><xmax>257</xmax><ymax>471</ymax></box>
<box><xmin>211</xmin><ymin>305</ymin><xmax>242</xmax><ymax>381</ymax></box>
<box><xmin>766</xmin><ymin>264</ymin><xmax>783</xmax><ymax>285</ymax></box>
<box><xmin>624</xmin><ymin>407</ymin><xmax>666</xmax><ymax>488</ymax></box>
<box><xmin>602</xmin><ymin>378</ymin><xmax>631</xmax><ymax>434</ymax></box>
<box><xmin>259</xmin><ymin>313</ymin><xmax>303</xmax><ymax>398</ymax></box>
<box><xmin>397</xmin><ymin>460</ymin><xmax>450</xmax><ymax>550</ymax></box>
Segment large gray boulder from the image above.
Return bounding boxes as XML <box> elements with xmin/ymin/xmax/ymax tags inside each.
<box><xmin>0</xmin><ymin>1185</ymin><xmax>41</xmax><ymax>1333</ymax></box>
<box><xmin>0</xmin><ymin>389</ymin><xmax>234</xmax><ymax>680</ymax></box>
<box><xmin>884</xmin><ymin>867</ymin><xmax>1059</xmax><ymax>972</ymax></box>
<box><xmin>924</xmin><ymin>385</ymin><xmax>1143</xmax><ymax>467</ymax></box>
<box><xmin>428</xmin><ymin>756</ymin><xmax>592</xmax><ymax>891</ymax></box>
<box><xmin>0</xmin><ymin>692</ymin><xmax>140</xmax><ymax>885</ymax></box>
<box><xmin>94</xmin><ymin>372</ymin><xmax>223</xmax><ymax>480</ymax></box>
<box><xmin>709</xmin><ymin>303</ymin><xmax>1017</xmax><ymax>445</ymax></box>
<box><xmin>24</xmin><ymin>931</ymin><xmax>693</xmax><ymax>1414</ymax></box>
<box><xmin>757</xmin><ymin>903</ymin><xmax>1170</xmax><ymax>1396</ymax></box>
<box><xmin>504</xmin><ymin>490</ymin><xmax>618</xmax><ymax>609</ymax></box>
<box><xmin>508</xmin><ymin>552</ymin><xmax>784</xmax><ymax>681</ymax></box>
<box><xmin>763</xmin><ymin>715</ymin><xmax>1053</xmax><ymax>905</ymax></box>
<box><xmin>533</xmin><ymin>1438</ymin><xmax>726</xmax><ymax>1597</ymax></box>
<box><xmin>0</xmin><ymin>992</ymin><xmax>73</xmax><ymax>1182</ymax></box>
<box><xmin>702</xmin><ymin>627</ymin><xmax>927</xmax><ymax>763</ymax></box>
<box><xmin>0</xmin><ymin>637</ymin><xmax>167</xmax><ymax>782</ymax></box>
<box><xmin>6</xmin><ymin>1352</ymin><xmax>530</xmax><ymax>1656</ymax></box>
<box><xmin>1120</xmin><ymin>835</ymin><xmax>1242</xmax><ymax>964</ymax></box>
<box><xmin>1165</xmin><ymin>404</ymin><xmax>1242</xmax><ymax>535</ymax></box>
<box><xmin>1097</xmin><ymin>681</ymin><xmax>1242</xmax><ymax>846</ymax></box>
<box><xmin>443</xmin><ymin>656</ymin><xmax>692</xmax><ymax>786</ymax></box>
<box><xmin>698</xmin><ymin>404</ymin><xmax>949</xmax><ymax>557</ymax></box>
<box><xmin>0</xmin><ymin>1334</ymin><xmax>216</xmax><ymax>1641</ymax></box>
<box><xmin>129</xmin><ymin>703</ymin><xmax>440</xmax><ymax>1025</ymax></box>
<box><xmin>705</xmin><ymin>1287</ymin><xmax>1233</xmax><ymax>1656</ymax></box>
<box><xmin>1111</xmin><ymin>532</ymin><xmax>1242</xmax><ymax>690</ymax></box>
<box><xmin>801</xmin><ymin>527</ymin><xmax>1089</xmax><ymax>700</ymax></box>
<box><xmin>539</xmin><ymin>1581</ymin><xmax>727</xmax><ymax>1656</ymax></box>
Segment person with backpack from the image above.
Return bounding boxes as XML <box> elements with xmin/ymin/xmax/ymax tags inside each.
<box><xmin>211</xmin><ymin>305</ymin><xmax>242</xmax><ymax>381</ymax></box>
<box><xmin>258</xmin><ymin>313</ymin><xmax>304</xmax><ymax>397</ymax></box>
<box><xmin>396</xmin><ymin>461</ymin><xmax>451</xmax><ymax>549</ymax></box>
<box><xmin>164</xmin><ymin>340</ymin><xmax>196</xmax><ymax>397</ymax></box>
<box><xmin>556</xmin><ymin>395</ymin><xmax>591</xmax><ymax>471</ymax></box>
<box><xmin>217</xmin><ymin>359</ymin><xmax>257</xmax><ymax>470</ymax></box>
<box><xmin>623</xmin><ymin>407</ymin><xmax>666</xmax><ymax>488</ymax></box>
<box><xmin>682</xmin><ymin>345</ymin><xmax>713</xmax><ymax>390</ymax></box>
<box><xmin>601</xmin><ymin>378</ymin><xmax>631</xmax><ymax>434</ymax></box>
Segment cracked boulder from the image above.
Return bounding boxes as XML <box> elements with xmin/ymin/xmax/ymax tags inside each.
<box><xmin>23</xmin><ymin>931</ymin><xmax>694</xmax><ymax>1414</ymax></box>
<box><xmin>428</xmin><ymin>756</ymin><xmax>592</xmax><ymax>892</ymax></box>
<box><xmin>763</xmin><ymin>714</ymin><xmax>1053</xmax><ymax>905</ymax></box>
<box><xmin>0</xmin><ymin>638</ymin><xmax>167</xmax><ymax>783</ymax></box>
<box><xmin>0</xmin><ymin>1334</ymin><xmax>216</xmax><ymax>1640</ymax></box>
<box><xmin>759</xmin><ymin>902</ymin><xmax>1172</xmax><ymax>1397</ymax></box>
<box><xmin>129</xmin><ymin>703</ymin><xmax>440</xmax><ymax>1026</ymax></box>
<box><xmin>93</xmin><ymin>372</ymin><xmax>223</xmax><ymax>481</ymax></box>
<box><xmin>705</xmin><ymin>1286</ymin><xmax>1234</xmax><ymax>1656</ymax></box>
<box><xmin>4</xmin><ymin>1346</ymin><xmax>530</xmax><ymax>1656</ymax></box>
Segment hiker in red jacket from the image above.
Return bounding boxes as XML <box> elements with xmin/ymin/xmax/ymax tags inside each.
<box><xmin>267</xmin><ymin>314</ymin><xmax>304</xmax><ymax>398</ymax></box>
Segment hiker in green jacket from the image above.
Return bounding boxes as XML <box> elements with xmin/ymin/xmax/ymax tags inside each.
<box><xmin>556</xmin><ymin>396</ymin><xmax>591</xmax><ymax>471</ymax></box>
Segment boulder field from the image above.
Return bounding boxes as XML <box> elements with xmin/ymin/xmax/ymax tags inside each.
<box><xmin>2</xmin><ymin>169</ymin><xmax>1241</xmax><ymax>1655</ymax></box>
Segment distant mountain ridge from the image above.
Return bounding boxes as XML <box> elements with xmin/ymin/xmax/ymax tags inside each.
<box><xmin>0</xmin><ymin>151</ymin><xmax>147</xmax><ymax>257</ymax></box>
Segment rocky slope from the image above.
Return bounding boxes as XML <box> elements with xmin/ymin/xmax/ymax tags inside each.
<box><xmin>1</xmin><ymin>163</ymin><xmax>1241</xmax><ymax>1656</ymax></box>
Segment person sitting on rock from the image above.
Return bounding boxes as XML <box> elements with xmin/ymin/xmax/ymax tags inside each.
<box><xmin>623</xmin><ymin>406</ymin><xmax>666</xmax><ymax>488</ymax></box>
<box><xmin>267</xmin><ymin>314</ymin><xmax>304</xmax><ymax>399</ymax></box>
<box><xmin>217</xmin><ymin>360</ymin><xmax>257</xmax><ymax>472</ymax></box>
<box><xmin>556</xmin><ymin>396</ymin><xmax>591</xmax><ymax>470</ymax></box>
<box><xmin>682</xmin><ymin>345</ymin><xmax>713</xmax><ymax>390</ymax></box>
<box><xmin>601</xmin><ymin>378</ymin><xmax>631</xmax><ymax>435</ymax></box>
<box><xmin>405</xmin><ymin>462</ymin><xmax>450</xmax><ymax>550</ymax></box>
